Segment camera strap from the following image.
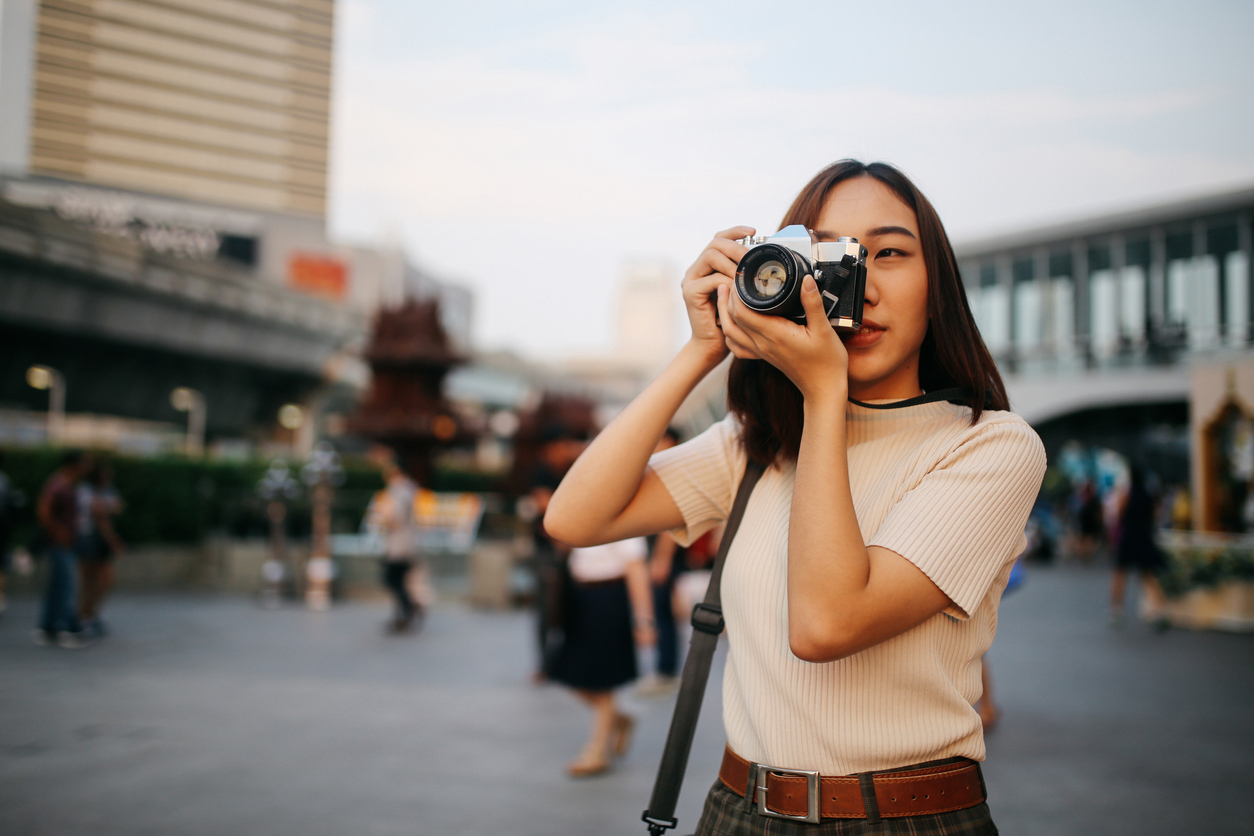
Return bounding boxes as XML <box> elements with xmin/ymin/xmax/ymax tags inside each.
<box><xmin>642</xmin><ymin>459</ymin><xmax>765</xmax><ymax>836</ymax></box>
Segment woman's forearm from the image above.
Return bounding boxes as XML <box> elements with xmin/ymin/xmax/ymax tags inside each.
<box><xmin>787</xmin><ymin>392</ymin><xmax>871</xmax><ymax>658</ymax></box>
<box><xmin>545</xmin><ymin>341</ymin><xmax>722</xmax><ymax>546</ymax></box>
<box><xmin>788</xmin><ymin>393</ymin><xmax>952</xmax><ymax>662</ymax></box>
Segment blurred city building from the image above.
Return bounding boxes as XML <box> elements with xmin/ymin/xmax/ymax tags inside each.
<box><xmin>0</xmin><ymin>0</ymin><xmax>333</xmax><ymax>218</ymax></box>
<box><xmin>0</xmin><ymin>0</ymin><xmax>470</xmax><ymax>456</ymax></box>
<box><xmin>956</xmin><ymin>184</ymin><xmax>1254</xmax><ymax>529</ymax></box>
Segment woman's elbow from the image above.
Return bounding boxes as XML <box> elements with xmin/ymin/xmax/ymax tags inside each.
<box><xmin>788</xmin><ymin>619</ymin><xmax>858</xmax><ymax>664</ymax></box>
<box><xmin>541</xmin><ymin>503</ymin><xmax>597</xmax><ymax>548</ymax></box>
<box><xmin>541</xmin><ymin>506</ymin><xmax>577</xmax><ymax>547</ymax></box>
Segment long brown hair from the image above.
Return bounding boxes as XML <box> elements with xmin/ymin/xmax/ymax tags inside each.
<box><xmin>728</xmin><ymin>159</ymin><xmax>1008</xmax><ymax>465</ymax></box>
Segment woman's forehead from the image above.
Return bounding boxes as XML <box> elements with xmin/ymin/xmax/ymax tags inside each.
<box><xmin>815</xmin><ymin>177</ymin><xmax>917</xmax><ymax>238</ymax></box>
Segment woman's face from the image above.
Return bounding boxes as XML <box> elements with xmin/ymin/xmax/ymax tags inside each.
<box><xmin>812</xmin><ymin>176</ymin><xmax>929</xmax><ymax>399</ymax></box>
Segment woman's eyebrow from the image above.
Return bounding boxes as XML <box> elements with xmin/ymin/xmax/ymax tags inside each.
<box><xmin>815</xmin><ymin>225</ymin><xmax>917</xmax><ymax>241</ymax></box>
<box><xmin>865</xmin><ymin>225</ymin><xmax>917</xmax><ymax>239</ymax></box>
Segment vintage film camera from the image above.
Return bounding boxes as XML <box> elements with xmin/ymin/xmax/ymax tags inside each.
<box><xmin>733</xmin><ymin>225</ymin><xmax>867</xmax><ymax>329</ymax></box>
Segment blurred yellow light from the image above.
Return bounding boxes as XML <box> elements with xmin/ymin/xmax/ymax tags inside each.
<box><xmin>26</xmin><ymin>366</ymin><xmax>53</xmax><ymax>390</ymax></box>
<box><xmin>278</xmin><ymin>404</ymin><xmax>305</xmax><ymax>430</ymax></box>
<box><xmin>171</xmin><ymin>387</ymin><xmax>196</xmax><ymax>411</ymax></box>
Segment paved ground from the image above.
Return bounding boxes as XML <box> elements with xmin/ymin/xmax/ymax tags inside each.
<box><xmin>1</xmin><ymin>564</ymin><xmax>1251</xmax><ymax>836</ymax></box>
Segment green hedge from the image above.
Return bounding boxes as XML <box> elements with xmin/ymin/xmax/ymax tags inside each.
<box><xmin>1159</xmin><ymin>542</ymin><xmax>1254</xmax><ymax>597</ymax></box>
<box><xmin>1</xmin><ymin>447</ymin><xmax>385</xmax><ymax>546</ymax></box>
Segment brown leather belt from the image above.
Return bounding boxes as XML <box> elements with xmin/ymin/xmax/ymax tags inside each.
<box><xmin>719</xmin><ymin>745</ymin><xmax>985</xmax><ymax>823</ymax></box>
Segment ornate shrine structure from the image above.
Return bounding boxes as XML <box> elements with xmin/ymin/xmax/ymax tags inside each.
<box><xmin>348</xmin><ymin>300</ymin><xmax>466</xmax><ymax>482</ymax></box>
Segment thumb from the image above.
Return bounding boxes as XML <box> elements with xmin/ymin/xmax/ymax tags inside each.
<box><xmin>799</xmin><ymin>275</ymin><xmax>827</xmax><ymax>329</ymax></box>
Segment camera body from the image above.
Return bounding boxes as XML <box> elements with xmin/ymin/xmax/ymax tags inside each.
<box><xmin>733</xmin><ymin>225</ymin><xmax>867</xmax><ymax>330</ymax></box>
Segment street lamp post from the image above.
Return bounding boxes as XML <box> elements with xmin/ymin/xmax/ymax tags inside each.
<box><xmin>278</xmin><ymin>403</ymin><xmax>309</xmax><ymax>459</ymax></box>
<box><xmin>301</xmin><ymin>442</ymin><xmax>343</xmax><ymax>611</ymax></box>
<box><xmin>26</xmin><ymin>365</ymin><xmax>65</xmax><ymax>445</ymax></box>
<box><xmin>256</xmin><ymin>461</ymin><xmax>301</xmax><ymax>607</ymax></box>
<box><xmin>170</xmin><ymin>387</ymin><xmax>206</xmax><ymax>456</ymax></box>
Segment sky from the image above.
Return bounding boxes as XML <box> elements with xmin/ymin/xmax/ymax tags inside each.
<box><xmin>326</xmin><ymin>0</ymin><xmax>1254</xmax><ymax>361</ymax></box>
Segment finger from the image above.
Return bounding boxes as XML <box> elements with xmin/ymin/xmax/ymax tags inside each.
<box><xmin>706</xmin><ymin>236</ymin><xmax>750</xmax><ymax>261</ymax></box>
<box><xmin>701</xmin><ymin>249</ymin><xmax>741</xmax><ymax>281</ymax></box>
<box><xmin>726</xmin><ymin>289</ymin><xmax>782</xmax><ymax>339</ymax></box>
<box><xmin>799</xmin><ymin>274</ymin><xmax>828</xmax><ymax>332</ymax></box>
<box><xmin>684</xmin><ymin>272</ymin><xmax>732</xmax><ymax>302</ymax></box>
<box><xmin>684</xmin><ymin>247</ymin><xmax>740</xmax><ymax>283</ymax></box>
<box><xmin>717</xmin><ymin>285</ymin><xmax>760</xmax><ymax>354</ymax></box>
<box><xmin>714</xmin><ymin>225</ymin><xmax>756</xmax><ymax>241</ymax></box>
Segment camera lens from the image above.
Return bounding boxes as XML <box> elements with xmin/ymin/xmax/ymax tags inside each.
<box><xmin>753</xmin><ymin>261</ymin><xmax>787</xmax><ymax>298</ymax></box>
<box><xmin>735</xmin><ymin>243</ymin><xmax>808</xmax><ymax>319</ymax></box>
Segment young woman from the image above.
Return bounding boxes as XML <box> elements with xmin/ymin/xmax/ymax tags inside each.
<box><xmin>545</xmin><ymin>160</ymin><xmax>1045</xmax><ymax>834</ymax></box>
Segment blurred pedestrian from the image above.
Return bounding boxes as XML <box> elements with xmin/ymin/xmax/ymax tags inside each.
<box><xmin>0</xmin><ymin>451</ymin><xmax>25</xmax><ymax>616</ymax></box>
<box><xmin>547</xmin><ymin>536</ymin><xmax>654</xmax><ymax>777</ymax></box>
<box><xmin>33</xmin><ymin>450</ymin><xmax>94</xmax><ymax>648</ymax></box>
<box><xmin>365</xmin><ymin>446</ymin><xmax>423</xmax><ymax>634</ymax></box>
<box><xmin>76</xmin><ymin>462</ymin><xmax>124</xmax><ymax>636</ymax></box>
<box><xmin>669</xmin><ymin>528</ymin><xmax>719</xmax><ymax>633</ymax></box>
<box><xmin>637</xmin><ymin>428</ymin><xmax>684</xmax><ymax>697</ymax></box>
<box><xmin>1110</xmin><ymin>467</ymin><xmax>1168</xmax><ymax>628</ymax></box>
<box><xmin>1073</xmin><ymin>480</ymin><xmax>1104</xmax><ymax>561</ymax></box>
<box><xmin>526</xmin><ymin>427</ymin><xmax>581</xmax><ymax>681</ymax></box>
<box><xmin>976</xmin><ymin>557</ymin><xmax>1026</xmax><ymax>731</ymax></box>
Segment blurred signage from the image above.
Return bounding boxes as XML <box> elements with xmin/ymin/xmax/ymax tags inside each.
<box><xmin>288</xmin><ymin>253</ymin><xmax>348</xmax><ymax>300</ymax></box>
<box><xmin>2</xmin><ymin>180</ymin><xmax>259</xmax><ymax>263</ymax></box>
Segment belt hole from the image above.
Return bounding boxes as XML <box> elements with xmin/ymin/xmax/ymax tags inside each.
<box><xmin>924</xmin><ymin>794</ymin><xmax>929</xmax><ymax>799</ymax></box>
<box><xmin>890</xmin><ymin>797</ymin><xmax>896</xmax><ymax>802</ymax></box>
<box><xmin>911</xmin><ymin>795</ymin><xmax>916</xmax><ymax>800</ymax></box>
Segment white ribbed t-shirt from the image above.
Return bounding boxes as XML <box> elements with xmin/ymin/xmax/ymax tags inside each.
<box><xmin>649</xmin><ymin>399</ymin><xmax>1046</xmax><ymax>775</ymax></box>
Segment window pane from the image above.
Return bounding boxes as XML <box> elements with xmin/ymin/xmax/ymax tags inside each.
<box><xmin>1051</xmin><ymin>277</ymin><xmax>1075</xmax><ymax>357</ymax></box>
<box><xmin>1014</xmin><ymin>280</ymin><xmax>1041</xmax><ymax>353</ymax></box>
<box><xmin>1120</xmin><ymin>266</ymin><xmax>1146</xmax><ymax>342</ymax></box>
<box><xmin>1226</xmin><ymin>251</ymin><xmax>1250</xmax><ymax>347</ymax></box>
<box><xmin>1188</xmin><ymin>256</ymin><xmax>1220</xmax><ymax>350</ymax></box>
<box><xmin>1090</xmin><ymin>269</ymin><xmax>1118</xmax><ymax>357</ymax></box>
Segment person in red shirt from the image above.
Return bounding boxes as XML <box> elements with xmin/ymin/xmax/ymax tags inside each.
<box><xmin>33</xmin><ymin>450</ymin><xmax>94</xmax><ymax>648</ymax></box>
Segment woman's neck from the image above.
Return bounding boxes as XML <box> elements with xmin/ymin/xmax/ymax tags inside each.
<box><xmin>848</xmin><ymin>367</ymin><xmax>923</xmax><ymax>402</ymax></box>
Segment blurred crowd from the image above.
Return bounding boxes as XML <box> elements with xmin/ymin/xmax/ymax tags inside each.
<box><xmin>2</xmin><ymin>450</ymin><xmax>127</xmax><ymax>649</ymax></box>
<box><xmin>0</xmin><ymin>432</ymin><xmax>1200</xmax><ymax>780</ymax></box>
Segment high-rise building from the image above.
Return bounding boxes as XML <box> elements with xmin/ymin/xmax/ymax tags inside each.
<box><xmin>0</xmin><ymin>0</ymin><xmax>473</xmax><ymax>451</ymax></box>
<box><xmin>0</xmin><ymin>0</ymin><xmax>333</xmax><ymax>218</ymax></box>
<box><xmin>614</xmin><ymin>260</ymin><xmax>680</xmax><ymax>372</ymax></box>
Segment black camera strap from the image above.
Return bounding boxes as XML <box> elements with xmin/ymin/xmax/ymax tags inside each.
<box><xmin>642</xmin><ymin>459</ymin><xmax>765</xmax><ymax>836</ymax></box>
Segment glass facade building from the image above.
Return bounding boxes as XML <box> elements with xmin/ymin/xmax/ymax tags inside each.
<box><xmin>957</xmin><ymin>187</ymin><xmax>1254</xmax><ymax>376</ymax></box>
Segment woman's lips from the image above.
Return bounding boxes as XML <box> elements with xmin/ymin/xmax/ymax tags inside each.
<box><xmin>841</xmin><ymin>323</ymin><xmax>885</xmax><ymax>349</ymax></box>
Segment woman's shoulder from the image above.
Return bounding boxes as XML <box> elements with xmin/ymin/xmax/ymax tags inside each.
<box><xmin>948</xmin><ymin>408</ymin><xmax>1046</xmax><ymax>470</ymax></box>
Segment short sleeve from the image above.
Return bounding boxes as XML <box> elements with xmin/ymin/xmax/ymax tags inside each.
<box><xmin>648</xmin><ymin>415</ymin><xmax>746</xmax><ymax>547</ymax></box>
<box><xmin>868</xmin><ymin>418</ymin><xmax>1046</xmax><ymax>619</ymax></box>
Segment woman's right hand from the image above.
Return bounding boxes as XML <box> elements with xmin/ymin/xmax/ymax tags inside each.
<box><xmin>681</xmin><ymin>226</ymin><xmax>755</xmax><ymax>363</ymax></box>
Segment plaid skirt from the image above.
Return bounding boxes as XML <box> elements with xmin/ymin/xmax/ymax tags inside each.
<box><xmin>693</xmin><ymin>780</ymin><xmax>998</xmax><ymax>836</ymax></box>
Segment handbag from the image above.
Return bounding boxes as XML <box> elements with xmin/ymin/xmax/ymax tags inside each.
<box><xmin>642</xmin><ymin>459</ymin><xmax>765</xmax><ymax>835</ymax></box>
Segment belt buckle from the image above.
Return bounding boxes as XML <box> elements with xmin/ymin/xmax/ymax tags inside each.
<box><xmin>744</xmin><ymin>762</ymin><xmax>821</xmax><ymax>824</ymax></box>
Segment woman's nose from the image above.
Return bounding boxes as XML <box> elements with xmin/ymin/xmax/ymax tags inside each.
<box><xmin>862</xmin><ymin>271</ymin><xmax>880</xmax><ymax>307</ymax></box>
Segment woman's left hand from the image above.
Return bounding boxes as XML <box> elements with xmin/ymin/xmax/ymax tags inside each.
<box><xmin>719</xmin><ymin>275</ymin><xmax>849</xmax><ymax>402</ymax></box>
